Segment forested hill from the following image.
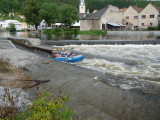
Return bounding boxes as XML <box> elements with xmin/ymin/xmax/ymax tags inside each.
<box><xmin>0</xmin><ymin>0</ymin><xmax>160</xmax><ymax>14</ymax></box>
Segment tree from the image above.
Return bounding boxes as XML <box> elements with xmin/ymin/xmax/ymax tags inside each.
<box><xmin>23</xmin><ymin>0</ymin><xmax>43</xmax><ymax>30</ymax></box>
<box><xmin>39</xmin><ymin>3</ymin><xmax>59</xmax><ymax>26</ymax></box>
<box><xmin>158</xmin><ymin>21</ymin><xmax>160</xmax><ymax>30</ymax></box>
<box><xmin>60</xmin><ymin>4</ymin><xmax>79</xmax><ymax>26</ymax></box>
<box><xmin>9</xmin><ymin>23</ymin><xmax>16</xmax><ymax>32</ymax></box>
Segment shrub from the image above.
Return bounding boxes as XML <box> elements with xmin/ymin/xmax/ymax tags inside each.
<box><xmin>9</xmin><ymin>23</ymin><xmax>16</xmax><ymax>32</ymax></box>
<box><xmin>54</xmin><ymin>28</ymin><xmax>62</xmax><ymax>32</ymax></box>
<box><xmin>148</xmin><ymin>26</ymin><xmax>157</xmax><ymax>30</ymax></box>
<box><xmin>0</xmin><ymin>59</ymin><xmax>10</xmax><ymax>73</ymax></box>
<box><xmin>14</xmin><ymin>88</ymin><xmax>74</xmax><ymax>120</ymax></box>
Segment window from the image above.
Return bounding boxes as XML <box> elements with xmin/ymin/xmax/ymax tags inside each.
<box><xmin>125</xmin><ymin>16</ymin><xmax>129</xmax><ymax>20</ymax></box>
<box><xmin>134</xmin><ymin>16</ymin><xmax>138</xmax><ymax>19</ymax></box>
<box><xmin>150</xmin><ymin>23</ymin><xmax>153</xmax><ymax>26</ymax></box>
<box><xmin>141</xmin><ymin>15</ymin><xmax>146</xmax><ymax>19</ymax></box>
<box><xmin>150</xmin><ymin>15</ymin><xmax>154</xmax><ymax>18</ymax></box>
<box><xmin>126</xmin><ymin>22</ymin><xmax>128</xmax><ymax>25</ymax></box>
<box><xmin>158</xmin><ymin>15</ymin><xmax>160</xmax><ymax>17</ymax></box>
<box><xmin>134</xmin><ymin>26</ymin><xmax>138</xmax><ymax>30</ymax></box>
<box><xmin>141</xmin><ymin>23</ymin><xmax>144</xmax><ymax>26</ymax></box>
<box><xmin>42</xmin><ymin>25</ymin><xmax>44</xmax><ymax>28</ymax></box>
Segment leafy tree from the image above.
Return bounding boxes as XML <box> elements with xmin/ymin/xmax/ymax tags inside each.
<box><xmin>158</xmin><ymin>21</ymin><xmax>160</xmax><ymax>30</ymax></box>
<box><xmin>39</xmin><ymin>3</ymin><xmax>60</xmax><ymax>26</ymax></box>
<box><xmin>23</xmin><ymin>0</ymin><xmax>43</xmax><ymax>30</ymax></box>
<box><xmin>60</xmin><ymin>4</ymin><xmax>79</xmax><ymax>26</ymax></box>
<box><xmin>9</xmin><ymin>23</ymin><xmax>16</xmax><ymax>32</ymax></box>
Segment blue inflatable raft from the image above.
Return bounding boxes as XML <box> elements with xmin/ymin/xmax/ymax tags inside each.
<box><xmin>53</xmin><ymin>55</ymin><xmax>85</xmax><ymax>62</ymax></box>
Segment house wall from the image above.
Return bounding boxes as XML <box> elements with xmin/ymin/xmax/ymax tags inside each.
<box><xmin>101</xmin><ymin>5</ymin><xmax>122</xmax><ymax>30</ymax></box>
<box><xmin>139</xmin><ymin>4</ymin><xmax>159</xmax><ymax>29</ymax></box>
<box><xmin>123</xmin><ymin>6</ymin><xmax>139</xmax><ymax>30</ymax></box>
<box><xmin>40</xmin><ymin>20</ymin><xmax>48</xmax><ymax>30</ymax></box>
<box><xmin>80</xmin><ymin>20</ymin><xmax>101</xmax><ymax>31</ymax></box>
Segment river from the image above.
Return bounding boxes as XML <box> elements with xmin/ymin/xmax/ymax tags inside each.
<box><xmin>0</xmin><ymin>31</ymin><xmax>160</xmax><ymax>40</ymax></box>
<box><xmin>0</xmin><ymin>31</ymin><xmax>160</xmax><ymax>120</ymax></box>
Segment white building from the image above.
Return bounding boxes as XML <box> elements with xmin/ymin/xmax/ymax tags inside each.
<box><xmin>0</xmin><ymin>20</ymin><xmax>22</xmax><ymax>31</ymax></box>
<box><xmin>39</xmin><ymin>20</ymin><xmax>63</xmax><ymax>30</ymax></box>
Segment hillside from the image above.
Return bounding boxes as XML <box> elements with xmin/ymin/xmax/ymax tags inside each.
<box><xmin>0</xmin><ymin>0</ymin><xmax>159</xmax><ymax>15</ymax></box>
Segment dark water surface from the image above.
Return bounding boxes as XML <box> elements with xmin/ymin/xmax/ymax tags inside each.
<box><xmin>0</xmin><ymin>31</ymin><xmax>160</xmax><ymax>40</ymax></box>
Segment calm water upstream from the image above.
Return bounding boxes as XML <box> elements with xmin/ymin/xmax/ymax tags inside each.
<box><xmin>0</xmin><ymin>31</ymin><xmax>160</xmax><ymax>40</ymax></box>
<box><xmin>0</xmin><ymin>31</ymin><xmax>160</xmax><ymax>119</ymax></box>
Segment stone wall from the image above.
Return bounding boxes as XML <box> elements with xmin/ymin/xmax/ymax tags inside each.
<box><xmin>80</xmin><ymin>20</ymin><xmax>101</xmax><ymax>31</ymax></box>
<box><xmin>101</xmin><ymin>5</ymin><xmax>122</xmax><ymax>25</ymax></box>
<box><xmin>7</xmin><ymin>37</ymin><xmax>41</xmax><ymax>47</ymax></box>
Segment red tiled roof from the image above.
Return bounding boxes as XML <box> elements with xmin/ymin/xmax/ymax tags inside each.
<box><xmin>151</xmin><ymin>4</ymin><xmax>160</xmax><ymax>12</ymax></box>
<box><xmin>131</xmin><ymin>6</ymin><xmax>143</xmax><ymax>13</ymax></box>
<box><xmin>119</xmin><ymin>8</ymin><xmax>128</xmax><ymax>12</ymax></box>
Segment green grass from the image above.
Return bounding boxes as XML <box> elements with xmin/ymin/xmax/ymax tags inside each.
<box><xmin>78</xmin><ymin>30</ymin><xmax>107</xmax><ymax>35</ymax></box>
<box><xmin>44</xmin><ymin>28</ymin><xmax>107</xmax><ymax>35</ymax></box>
<box><xmin>0</xmin><ymin>59</ymin><xmax>10</xmax><ymax>73</ymax></box>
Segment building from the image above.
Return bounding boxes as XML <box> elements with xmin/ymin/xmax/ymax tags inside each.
<box><xmin>17</xmin><ymin>15</ymin><xmax>25</xmax><ymax>19</ymax></box>
<box><xmin>80</xmin><ymin>5</ymin><xmax>124</xmax><ymax>31</ymax></box>
<box><xmin>139</xmin><ymin>3</ymin><xmax>160</xmax><ymax>29</ymax></box>
<box><xmin>39</xmin><ymin>20</ymin><xmax>64</xmax><ymax>30</ymax></box>
<box><xmin>0</xmin><ymin>20</ymin><xmax>22</xmax><ymax>31</ymax></box>
<box><xmin>9</xmin><ymin>13</ymin><xmax>15</xmax><ymax>17</ymax></box>
<box><xmin>123</xmin><ymin>6</ymin><xmax>143</xmax><ymax>30</ymax></box>
<box><xmin>79</xmin><ymin>0</ymin><xmax>86</xmax><ymax>13</ymax></box>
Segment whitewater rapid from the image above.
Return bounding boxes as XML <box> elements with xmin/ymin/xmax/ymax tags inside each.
<box><xmin>54</xmin><ymin>44</ymin><xmax>160</xmax><ymax>94</ymax></box>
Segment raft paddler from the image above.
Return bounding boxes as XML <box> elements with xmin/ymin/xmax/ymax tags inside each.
<box><xmin>53</xmin><ymin>48</ymin><xmax>61</xmax><ymax>58</ymax></box>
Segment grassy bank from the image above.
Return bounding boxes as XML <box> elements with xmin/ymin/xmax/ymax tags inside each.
<box><xmin>0</xmin><ymin>59</ymin><xmax>10</xmax><ymax>73</ymax></box>
<box><xmin>44</xmin><ymin>28</ymin><xmax>107</xmax><ymax>35</ymax></box>
<box><xmin>78</xmin><ymin>30</ymin><xmax>107</xmax><ymax>35</ymax></box>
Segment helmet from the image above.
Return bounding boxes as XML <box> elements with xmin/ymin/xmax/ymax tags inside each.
<box><xmin>58</xmin><ymin>48</ymin><xmax>61</xmax><ymax>51</ymax></box>
<box><xmin>62</xmin><ymin>48</ymin><xmax>64</xmax><ymax>50</ymax></box>
<box><xmin>65</xmin><ymin>52</ymin><xmax>67</xmax><ymax>54</ymax></box>
<box><xmin>54</xmin><ymin>48</ymin><xmax>56</xmax><ymax>51</ymax></box>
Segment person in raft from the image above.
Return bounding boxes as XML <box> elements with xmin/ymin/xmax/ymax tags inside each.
<box><xmin>58</xmin><ymin>48</ymin><xmax>61</xmax><ymax>55</ymax></box>
<box><xmin>60</xmin><ymin>48</ymin><xmax>65</xmax><ymax>55</ymax></box>
<box><xmin>53</xmin><ymin>48</ymin><xmax>61</xmax><ymax>58</ymax></box>
<box><xmin>69</xmin><ymin>49</ymin><xmax>74</xmax><ymax>57</ymax></box>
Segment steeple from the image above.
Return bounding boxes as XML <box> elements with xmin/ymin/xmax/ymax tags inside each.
<box><xmin>80</xmin><ymin>0</ymin><xmax>85</xmax><ymax>5</ymax></box>
<box><xmin>79</xmin><ymin>0</ymin><xmax>86</xmax><ymax>13</ymax></box>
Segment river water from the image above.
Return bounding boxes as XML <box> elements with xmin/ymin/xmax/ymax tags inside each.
<box><xmin>59</xmin><ymin>45</ymin><xmax>160</xmax><ymax>94</ymax></box>
<box><xmin>1</xmin><ymin>31</ymin><xmax>160</xmax><ymax>119</ymax></box>
<box><xmin>0</xmin><ymin>31</ymin><xmax>160</xmax><ymax>40</ymax></box>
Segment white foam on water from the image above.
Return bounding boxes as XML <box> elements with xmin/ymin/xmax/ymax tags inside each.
<box><xmin>54</xmin><ymin>44</ymin><xmax>160</xmax><ymax>90</ymax></box>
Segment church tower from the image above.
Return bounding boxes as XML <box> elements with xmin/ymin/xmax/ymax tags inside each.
<box><xmin>79</xmin><ymin>0</ymin><xmax>86</xmax><ymax>13</ymax></box>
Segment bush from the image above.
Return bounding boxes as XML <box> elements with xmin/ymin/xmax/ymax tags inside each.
<box><xmin>14</xmin><ymin>88</ymin><xmax>74</xmax><ymax>120</ymax></box>
<box><xmin>0</xmin><ymin>59</ymin><xmax>10</xmax><ymax>73</ymax></box>
<box><xmin>54</xmin><ymin>27</ymin><xmax>62</xmax><ymax>32</ymax></box>
<box><xmin>9</xmin><ymin>23</ymin><xmax>16</xmax><ymax>32</ymax></box>
<box><xmin>44</xmin><ymin>28</ymin><xmax>62</xmax><ymax>34</ymax></box>
<box><xmin>148</xmin><ymin>26</ymin><xmax>158</xmax><ymax>30</ymax></box>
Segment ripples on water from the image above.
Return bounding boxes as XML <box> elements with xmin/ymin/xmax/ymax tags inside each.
<box><xmin>57</xmin><ymin>45</ymin><xmax>160</xmax><ymax>94</ymax></box>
